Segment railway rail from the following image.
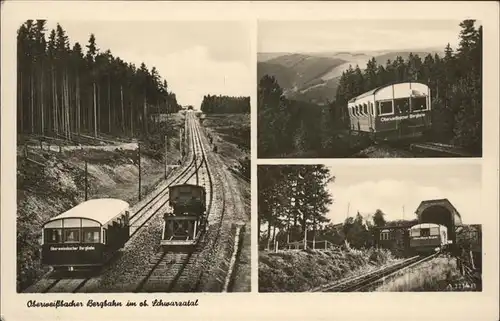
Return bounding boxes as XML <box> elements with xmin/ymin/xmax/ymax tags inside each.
<box><xmin>25</xmin><ymin>112</ymin><xmax>212</xmax><ymax>294</ymax></box>
<box><xmin>133</xmin><ymin>112</ymin><xmax>215</xmax><ymax>293</ymax></box>
<box><xmin>409</xmin><ymin>141</ymin><xmax>474</xmax><ymax>157</ymax></box>
<box><xmin>313</xmin><ymin>252</ymin><xmax>439</xmax><ymax>292</ymax></box>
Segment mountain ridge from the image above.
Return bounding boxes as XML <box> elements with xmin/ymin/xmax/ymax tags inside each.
<box><xmin>258</xmin><ymin>48</ymin><xmax>444</xmax><ymax>105</ymax></box>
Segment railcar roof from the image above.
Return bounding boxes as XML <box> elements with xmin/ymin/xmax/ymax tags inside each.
<box><xmin>348</xmin><ymin>82</ymin><xmax>429</xmax><ymax>103</ymax></box>
<box><xmin>410</xmin><ymin>223</ymin><xmax>444</xmax><ymax>229</ymax></box>
<box><xmin>170</xmin><ymin>184</ymin><xmax>204</xmax><ymax>188</ymax></box>
<box><xmin>170</xmin><ymin>184</ymin><xmax>206</xmax><ymax>191</ymax></box>
<box><xmin>45</xmin><ymin>198</ymin><xmax>129</xmax><ymax>226</ymax></box>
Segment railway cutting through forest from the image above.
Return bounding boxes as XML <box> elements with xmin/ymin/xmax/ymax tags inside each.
<box><xmin>24</xmin><ymin>111</ymin><xmax>247</xmax><ymax>293</ymax></box>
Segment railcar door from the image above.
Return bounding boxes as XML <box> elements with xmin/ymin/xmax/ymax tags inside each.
<box><xmin>394</xmin><ymin>97</ymin><xmax>411</xmax><ymax>136</ymax></box>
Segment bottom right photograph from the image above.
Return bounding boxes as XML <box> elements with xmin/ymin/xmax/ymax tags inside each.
<box><xmin>257</xmin><ymin>163</ymin><xmax>482</xmax><ymax>292</ymax></box>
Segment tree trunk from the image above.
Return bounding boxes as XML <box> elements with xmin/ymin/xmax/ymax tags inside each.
<box><xmin>76</xmin><ymin>74</ymin><xmax>80</xmax><ymax>133</ymax></box>
<box><xmin>40</xmin><ymin>68</ymin><xmax>44</xmax><ymax>134</ymax></box>
<box><xmin>130</xmin><ymin>98</ymin><xmax>134</xmax><ymax>136</ymax></box>
<box><xmin>19</xmin><ymin>71</ymin><xmax>23</xmax><ymax>132</ymax></box>
<box><xmin>93</xmin><ymin>82</ymin><xmax>97</xmax><ymax>137</ymax></box>
<box><xmin>30</xmin><ymin>74</ymin><xmax>34</xmax><ymax>133</ymax></box>
<box><xmin>143</xmin><ymin>95</ymin><xmax>147</xmax><ymax>134</ymax></box>
<box><xmin>65</xmin><ymin>71</ymin><xmax>71</xmax><ymax>139</ymax></box>
<box><xmin>267</xmin><ymin>221</ymin><xmax>272</xmax><ymax>250</ymax></box>
<box><xmin>53</xmin><ymin>68</ymin><xmax>58</xmax><ymax>133</ymax></box>
<box><xmin>108</xmin><ymin>76</ymin><xmax>111</xmax><ymax>133</ymax></box>
<box><xmin>257</xmin><ymin>213</ymin><xmax>261</xmax><ymax>248</ymax></box>
<box><xmin>120</xmin><ymin>85</ymin><xmax>124</xmax><ymax>133</ymax></box>
<box><xmin>272</xmin><ymin>224</ymin><xmax>277</xmax><ymax>246</ymax></box>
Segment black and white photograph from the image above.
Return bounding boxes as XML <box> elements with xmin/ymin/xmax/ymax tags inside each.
<box><xmin>16</xmin><ymin>20</ymin><xmax>251</xmax><ymax>293</ymax></box>
<box><xmin>258</xmin><ymin>164</ymin><xmax>482</xmax><ymax>292</ymax></box>
<box><xmin>257</xmin><ymin>20</ymin><xmax>483</xmax><ymax>158</ymax></box>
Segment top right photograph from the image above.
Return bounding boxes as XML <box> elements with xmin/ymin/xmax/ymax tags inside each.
<box><xmin>257</xmin><ymin>20</ymin><xmax>482</xmax><ymax>158</ymax></box>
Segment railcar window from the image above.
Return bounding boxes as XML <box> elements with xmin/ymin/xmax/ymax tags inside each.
<box><xmin>363</xmin><ymin>104</ymin><xmax>368</xmax><ymax>115</ymax></box>
<box><xmin>420</xmin><ymin>228</ymin><xmax>430</xmax><ymax>237</ymax></box>
<box><xmin>394</xmin><ymin>98</ymin><xmax>410</xmax><ymax>114</ymax></box>
<box><xmin>378</xmin><ymin>101</ymin><xmax>393</xmax><ymax>115</ymax></box>
<box><xmin>410</xmin><ymin>229</ymin><xmax>420</xmax><ymax>237</ymax></box>
<box><xmin>45</xmin><ymin>228</ymin><xmax>63</xmax><ymax>243</ymax></box>
<box><xmin>411</xmin><ymin>96</ymin><xmax>427</xmax><ymax>111</ymax></box>
<box><xmin>83</xmin><ymin>228</ymin><xmax>101</xmax><ymax>243</ymax></box>
<box><xmin>430</xmin><ymin>227</ymin><xmax>439</xmax><ymax>235</ymax></box>
<box><xmin>64</xmin><ymin>228</ymin><xmax>80</xmax><ymax>243</ymax></box>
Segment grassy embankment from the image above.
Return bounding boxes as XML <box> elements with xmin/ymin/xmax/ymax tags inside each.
<box><xmin>16</xmin><ymin>114</ymin><xmax>185</xmax><ymax>292</ymax></box>
<box><xmin>200</xmin><ymin>113</ymin><xmax>251</xmax><ymax>292</ymax></box>
<box><xmin>200</xmin><ymin>113</ymin><xmax>250</xmax><ymax>175</ymax></box>
<box><xmin>259</xmin><ymin>247</ymin><xmax>395</xmax><ymax>292</ymax></box>
<box><xmin>375</xmin><ymin>257</ymin><xmax>479</xmax><ymax>292</ymax></box>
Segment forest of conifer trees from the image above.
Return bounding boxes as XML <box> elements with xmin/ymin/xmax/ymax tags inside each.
<box><xmin>258</xmin><ymin>165</ymin><xmax>333</xmax><ymax>249</ymax></box>
<box><xmin>17</xmin><ymin>20</ymin><xmax>181</xmax><ymax>140</ymax></box>
<box><xmin>258</xmin><ymin>20</ymin><xmax>482</xmax><ymax>158</ymax></box>
<box><xmin>258</xmin><ymin>165</ymin><xmax>420</xmax><ymax>251</ymax></box>
<box><xmin>200</xmin><ymin>94</ymin><xmax>250</xmax><ymax>114</ymax></box>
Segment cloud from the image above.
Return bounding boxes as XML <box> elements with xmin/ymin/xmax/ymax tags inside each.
<box><xmin>44</xmin><ymin>20</ymin><xmax>251</xmax><ymax>106</ymax></box>
<box><xmin>327</xmin><ymin>178</ymin><xmax>481</xmax><ymax>225</ymax></box>
<box><xmin>259</xmin><ymin>20</ymin><xmax>462</xmax><ymax>52</ymax></box>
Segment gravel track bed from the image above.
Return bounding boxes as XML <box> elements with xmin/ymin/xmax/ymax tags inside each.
<box><xmin>193</xmin><ymin>131</ymin><xmax>239</xmax><ymax>291</ymax></box>
<box><xmin>168</xmin><ymin>118</ymin><xmax>226</xmax><ymax>292</ymax></box>
<box><xmin>76</xmin><ymin>114</ymin><xmax>246</xmax><ymax>293</ymax></box>
<box><xmin>204</xmin><ymin>133</ymin><xmax>251</xmax><ymax>292</ymax></box>
<box><xmin>79</xmin><ymin>120</ymin><xmax>199</xmax><ymax>293</ymax></box>
<box><xmin>83</xmin><ymin>212</ymin><xmax>166</xmax><ymax>292</ymax></box>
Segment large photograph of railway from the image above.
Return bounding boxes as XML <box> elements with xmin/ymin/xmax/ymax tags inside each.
<box><xmin>257</xmin><ymin>20</ymin><xmax>482</xmax><ymax>158</ymax></box>
<box><xmin>258</xmin><ymin>164</ymin><xmax>482</xmax><ymax>292</ymax></box>
<box><xmin>17</xmin><ymin>20</ymin><xmax>251</xmax><ymax>293</ymax></box>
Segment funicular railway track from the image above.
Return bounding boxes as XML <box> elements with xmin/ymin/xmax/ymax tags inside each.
<box><xmin>29</xmin><ymin>112</ymin><xmax>212</xmax><ymax>294</ymax></box>
<box><xmin>313</xmin><ymin>252</ymin><xmax>439</xmax><ymax>292</ymax></box>
<box><xmin>133</xmin><ymin>113</ymin><xmax>216</xmax><ymax>293</ymax></box>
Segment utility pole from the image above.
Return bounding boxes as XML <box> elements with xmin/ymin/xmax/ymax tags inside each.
<box><xmin>304</xmin><ymin>228</ymin><xmax>308</xmax><ymax>250</ymax></box>
<box><xmin>164</xmin><ymin>135</ymin><xmax>168</xmax><ymax>179</ymax></box>
<box><xmin>346</xmin><ymin>202</ymin><xmax>350</xmax><ymax>220</ymax></box>
<box><xmin>179</xmin><ymin>128</ymin><xmax>183</xmax><ymax>160</ymax></box>
<box><xmin>194</xmin><ymin>152</ymin><xmax>198</xmax><ymax>185</ymax></box>
<box><xmin>138</xmin><ymin>142</ymin><xmax>142</xmax><ymax>201</ymax></box>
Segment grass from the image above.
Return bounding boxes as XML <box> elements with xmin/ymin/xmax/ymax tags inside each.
<box><xmin>201</xmin><ymin>113</ymin><xmax>250</xmax><ymax>177</ymax></box>
<box><xmin>258</xmin><ymin>247</ymin><xmax>394</xmax><ymax>292</ymax></box>
<box><xmin>375</xmin><ymin>257</ymin><xmax>478</xmax><ymax>292</ymax></box>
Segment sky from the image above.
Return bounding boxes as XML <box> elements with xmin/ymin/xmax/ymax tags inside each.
<box><xmin>325</xmin><ymin>163</ymin><xmax>482</xmax><ymax>225</ymax></box>
<box><xmin>46</xmin><ymin>21</ymin><xmax>251</xmax><ymax>108</ymax></box>
<box><xmin>259</xmin><ymin>20</ymin><xmax>466</xmax><ymax>53</ymax></box>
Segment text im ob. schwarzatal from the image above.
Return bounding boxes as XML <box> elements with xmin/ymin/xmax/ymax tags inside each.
<box><xmin>27</xmin><ymin>299</ymin><xmax>199</xmax><ymax>309</ymax></box>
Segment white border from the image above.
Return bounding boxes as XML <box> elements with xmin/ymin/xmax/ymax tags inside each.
<box><xmin>2</xmin><ymin>1</ymin><xmax>499</xmax><ymax>320</ymax></box>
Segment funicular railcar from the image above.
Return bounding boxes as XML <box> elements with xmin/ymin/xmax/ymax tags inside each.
<box><xmin>161</xmin><ymin>184</ymin><xmax>207</xmax><ymax>249</ymax></box>
<box><xmin>347</xmin><ymin>82</ymin><xmax>432</xmax><ymax>141</ymax></box>
<box><xmin>409</xmin><ymin>223</ymin><xmax>449</xmax><ymax>254</ymax></box>
<box><xmin>41</xmin><ymin>198</ymin><xmax>130</xmax><ymax>271</ymax></box>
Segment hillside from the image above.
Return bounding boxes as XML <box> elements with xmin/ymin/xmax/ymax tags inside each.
<box><xmin>258</xmin><ymin>48</ymin><xmax>443</xmax><ymax>105</ymax></box>
<box><xmin>16</xmin><ymin>114</ymin><xmax>185</xmax><ymax>292</ymax></box>
<box><xmin>259</xmin><ymin>247</ymin><xmax>395</xmax><ymax>292</ymax></box>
